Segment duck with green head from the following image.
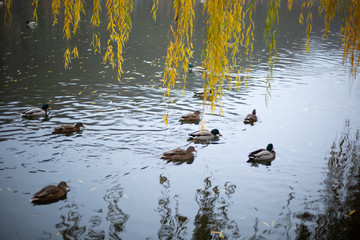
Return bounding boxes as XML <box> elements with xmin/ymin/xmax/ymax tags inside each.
<box><xmin>248</xmin><ymin>143</ymin><xmax>276</xmax><ymax>161</ymax></box>
<box><xmin>188</xmin><ymin>128</ymin><xmax>222</xmax><ymax>141</ymax></box>
<box><xmin>22</xmin><ymin>104</ymin><xmax>50</xmax><ymax>118</ymax></box>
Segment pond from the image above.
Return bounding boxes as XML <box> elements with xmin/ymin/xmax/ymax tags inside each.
<box><xmin>1</xmin><ymin>0</ymin><xmax>360</xmax><ymax>239</ymax></box>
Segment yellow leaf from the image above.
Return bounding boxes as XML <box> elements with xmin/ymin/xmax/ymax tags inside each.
<box><xmin>349</xmin><ymin>210</ymin><xmax>356</xmax><ymax>215</ymax></box>
<box><xmin>263</xmin><ymin>221</ymin><xmax>269</xmax><ymax>227</ymax></box>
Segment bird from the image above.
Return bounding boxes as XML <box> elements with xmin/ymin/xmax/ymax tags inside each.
<box><xmin>193</xmin><ymin>89</ymin><xmax>212</xmax><ymax>97</ymax></box>
<box><xmin>248</xmin><ymin>143</ymin><xmax>276</xmax><ymax>162</ymax></box>
<box><xmin>30</xmin><ymin>181</ymin><xmax>70</xmax><ymax>204</ymax></box>
<box><xmin>53</xmin><ymin>122</ymin><xmax>85</xmax><ymax>134</ymax></box>
<box><xmin>243</xmin><ymin>109</ymin><xmax>257</xmax><ymax>124</ymax></box>
<box><xmin>162</xmin><ymin>146</ymin><xmax>197</xmax><ymax>161</ymax></box>
<box><xmin>22</xmin><ymin>104</ymin><xmax>50</xmax><ymax>118</ymax></box>
<box><xmin>180</xmin><ymin>111</ymin><xmax>201</xmax><ymax>123</ymax></box>
<box><xmin>189</xmin><ymin>64</ymin><xmax>206</xmax><ymax>73</ymax></box>
<box><xmin>26</xmin><ymin>20</ymin><xmax>38</xmax><ymax>29</ymax></box>
<box><xmin>188</xmin><ymin>128</ymin><xmax>222</xmax><ymax>141</ymax></box>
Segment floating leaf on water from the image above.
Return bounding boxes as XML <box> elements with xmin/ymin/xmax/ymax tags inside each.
<box><xmin>91</xmin><ymin>91</ymin><xmax>97</xmax><ymax>94</ymax></box>
<box><xmin>57</xmin><ymin>232</ymin><xmax>61</xmax><ymax>236</ymax></box>
<box><xmin>123</xmin><ymin>194</ymin><xmax>128</xmax><ymax>199</ymax></box>
<box><xmin>78</xmin><ymin>179</ymin><xmax>83</xmax><ymax>183</ymax></box>
<box><xmin>349</xmin><ymin>210</ymin><xmax>356</xmax><ymax>215</ymax></box>
<box><xmin>263</xmin><ymin>221</ymin><xmax>269</xmax><ymax>227</ymax></box>
<box><xmin>90</xmin><ymin>103</ymin><xmax>97</xmax><ymax>105</ymax></box>
<box><xmin>290</xmin><ymin>149</ymin><xmax>297</xmax><ymax>152</ymax></box>
<box><xmin>7</xmin><ymin>187</ymin><xmax>11</xmax><ymax>191</ymax></box>
<box><xmin>78</xmin><ymin>91</ymin><xmax>82</xmax><ymax>95</ymax></box>
<box><xmin>89</xmin><ymin>188</ymin><xmax>96</xmax><ymax>191</ymax></box>
<box><xmin>272</xmin><ymin>220</ymin><xmax>275</xmax><ymax>226</ymax></box>
<box><xmin>240</xmin><ymin>216</ymin><xmax>246</xmax><ymax>220</ymax></box>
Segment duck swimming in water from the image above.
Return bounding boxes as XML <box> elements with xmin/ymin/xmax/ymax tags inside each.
<box><xmin>22</xmin><ymin>104</ymin><xmax>50</xmax><ymax>118</ymax></box>
<box><xmin>248</xmin><ymin>143</ymin><xmax>276</xmax><ymax>162</ymax></box>
<box><xmin>30</xmin><ymin>181</ymin><xmax>70</xmax><ymax>204</ymax></box>
<box><xmin>162</xmin><ymin>146</ymin><xmax>197</xmax><ymax>161</ymax></box>
<box><xmin>53</xmin><ymin>122</ymin><xmax>85</xmax><ymax>134</ymax></box>
<box><xmin>188</xmin><ymin>128</ymin><xmax>222</xmax><ymax>141</ymax></box>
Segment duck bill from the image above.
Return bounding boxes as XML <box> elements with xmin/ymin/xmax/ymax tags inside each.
<box><xmin>219</xmin><ymin>133</ymin><xmax>223</xmax><ymax>136</ymax></box>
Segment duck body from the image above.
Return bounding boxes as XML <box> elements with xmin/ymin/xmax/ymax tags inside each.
<box><xmin>189</xmin><ymin>64</ymin><xmax>206</xmax><ymax>73</ymax></box>
<box><xmin>30</xmin><ymin>181</ymin><xmax>70</xmax><ymax>204</ymax></box>
<box><xmin>244</xmin><ymin>109</ymin><xmax>257</xmax><ymax>124</ymax></box>
<box><xmin>26</xmin><ymin>21</ymin><xmax>38</xmax><ymax>29</ymax></box>
<box><xmin>162</xmin><ymin>146</ymin><xmax>197</xmax><ymax>161</ymax></box>
<box><xmin>53</xmin><ymin>122</ymin><xmax>85</xmax><ymax>134</ymax></box>
<box><xmin>248</xmin><ymin>144</ymin><xmax>275</xmax><ymax>162</ymax></box>
<box><xmin>22</xmin><ymin>104</ymin><xmax>50</xmax><ymax>118</ymax></box>
<box><xmin>180</xmin><ymin>111</ymin><xmax>201</xmax><ymax>123</ymax></box>
<box><xmin>188</xmin><ymin>129</ymin><xmax>222</xmax><ymax>141</ymax></box>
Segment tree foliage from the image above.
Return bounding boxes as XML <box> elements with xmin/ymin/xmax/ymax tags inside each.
<box><xmin>3</xmin><ymin>0</ymin><xmax>360</xmax><ymax>124</ymax></box>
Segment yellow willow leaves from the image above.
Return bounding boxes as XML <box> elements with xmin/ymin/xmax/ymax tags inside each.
<box><xmin>32</xmin><ymin>0</ymin><xmax>39</xmax><ymax>22</ymax></box>
<box><xmin>202</xmin><ymin>0</ymin><xmax>251</xmax><ymax>115</ymax></box>
<box><xmin>91</xmin><ymin>0</ymin><xmax>101</xmax><ymax>53</ymax></box>
<box><xmin>4</xmin><ymin>0</ymin><xmax>13</xmax><ymax>27</ymax></box>
<box><xmin>104</xmin><ymin>0</ymin><xmax>133</xmax><ymax>81</ymax></box>
<box><xmin>52</xmin><ymin>0</ymin><xmax>61</xmax><ymax>26</ymax></box>
<box><xmin>162</xmin><ymin>0</ymin><xmax>194</xmax><ymax>101</ymax></box>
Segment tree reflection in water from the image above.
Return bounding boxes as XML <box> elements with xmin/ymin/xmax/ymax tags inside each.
<box><xmin>193</xmin><ymin>177</ymin><xmax>239</xmax><ymax>239</ymax></box>
<box><xmin>157</xmin><ymin>174</ymin><xmax>189</xmax><ymax>239</ymax></box>
<box><xmin>296</xmin><ymin>120</ymin><xmax>360</xmax><ymax>239</ymax></box>
<box><xmin>55</xmin><ymin>184</ymin><xmax>128</xmax><ymax>239</ymax></box>
<box><xmin>104</xmin><ymin>184</ymin><xmax>129</xmax><ymax>238</ymax></box>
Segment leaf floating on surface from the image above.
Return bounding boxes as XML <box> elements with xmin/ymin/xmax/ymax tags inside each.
<box><xmin>349</xmin><ymin>210</ymin><xmax>356</xmax><ymax>215</ymax></box>
<box><xmin>263</xmin><ymin>221</ymin><xmax>270</xmax><ymax>227</ymax></box>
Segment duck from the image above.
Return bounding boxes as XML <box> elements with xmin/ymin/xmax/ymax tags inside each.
<box><xmin>162</xmin><ymin>146</ymin><xmax>197</xmax><ymax>161</ymax></box>
<box><xmin>53</xmin><ymin>122</ymin><xmax>85</xmax><ymax>134</ymax></box>
<box><xmin>22</xmin><ymin>104</ymin><xmax>50</xmax><ymax>118</ymax></box>
<box><xmin>248</xmin><ymin>143</ymin><xmax>276</xmax><ymax>162</ymax></box>
<box><xmin>193</xmin><ymin>89</ymin><xmax>212</xmax><ymax>97</ymax></box>
<box><xmin>188</xmin><ymin>128</ymin><xmax>222</xmax><ymax>141</ymax></box>
<box><xmin>243</xmin><ymin>109</ymin><xmax>257</xmax><ymax>124</ymax></box>
<box><xmin>30</xmin><ymin>181</ymin><xmax>70</xmax><ymax>204</ymax></box>
<box><xmin>189</xmin><ymin>64</ymin><xmax>206</xmax><ymax>73</ymax></box>
<box><xmin>180</xmin><ymin>111</ymin><xmax>201</xmax><ymax>123</ymax></box>
<box><xmin>26</xmin><ymin>20</ymin><xmax>38</xmax><ymax>29</ymax></box>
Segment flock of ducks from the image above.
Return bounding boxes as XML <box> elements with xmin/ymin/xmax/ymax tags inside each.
<box><xmin>162</xmin><ymin>107</ymin><xmax>276</xmax><ymax>164</ymax></box>
<box><xmin>23</xmin><ymin>101</ymin><xmax>274</xmax><ymax>203</ymax></box>
<box><xmin>21</xmin><ymin>104</ymin><xmax>86</xmax><ymax>134</ymax></box>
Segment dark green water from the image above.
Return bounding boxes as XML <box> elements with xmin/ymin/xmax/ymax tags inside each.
<box><xmin>1</xmin><ymin>0</ymin><xmax>360</xmax><ymax>239</ymax></box>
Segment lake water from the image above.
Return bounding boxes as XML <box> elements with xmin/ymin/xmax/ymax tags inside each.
<box><xmin>1</xmin><ymin>1</ymin><xmax>360</xmax><ymax>239</ymax></box>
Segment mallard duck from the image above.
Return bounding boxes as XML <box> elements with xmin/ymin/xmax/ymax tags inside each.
<box><xmin>53</xmin><ymin>122</ymin><xmax>85</xmax><ymax>134</ymax></box>
<box><xmin>188</xmin><ymin>128</ymin><xmax>222</xmax><ymax>141</ymax></box>
<box><xmin>30</xmin><ymin>181</ymin><xmax>70</xmax><ymax>204</ymax></box>
<box><xmin>193</xmin><ymin>89</ymin><xmax>212</xmax><ymax>97</ymax></box>
<box><xmin>22</xmin><ymin>104</ymin><xmax>50</xmax><ymax>118</ymax></box>
<box><xmin>189</xmin><ymin>64</ymin><xmax>206</xmax><ymax>73</ymax></box>
<box><xmin>244</xmin><ymin>109</ymin><xmax>257</xmax><ymax>124</ymax></box>
<box><xmin>248</xmin><ymin>143</ymin><xmax>276</xmax><ymax>161</ymax></box>
<box><xmin>180</xmin><ymin>111</ymin><xmax>201</xmax><ymax>123</ymax></box>
<box><xmin>26</xmin><ymin>20</ymin><xmax>38</xmax><ymax>29</ymax></box>
<box><xmin>162</xmin><ymin>146</ymin><xmax>197</xmax><ymax>161</ymax></box>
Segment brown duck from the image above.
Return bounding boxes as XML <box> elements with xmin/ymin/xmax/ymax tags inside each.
<box><xmin>244</xmin><ymin>109</ymin><xmax>258</xmax><ymax>124</ymax></box>
<box><xmin>30</xmin><ymin>181</ymin><xmax>70</xmax><ymax>204</ymax></box>
<box><xmin>161</xmin><ymin>146</ymin><xmax>197</xmax><ymax>161</ymax></box>
<box><xmin>53</xmin><ymin>122</ymin><xmax>85</xmax><ymax>134</ymax></box>
<box><xmin>180</xmin><ymin>111</ymin><xmax>201</xmax><ymax>123</ymax></box>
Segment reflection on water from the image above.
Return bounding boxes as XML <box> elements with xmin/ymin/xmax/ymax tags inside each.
<box><xmin>0</xmin><ymin>0</ymin><xmax>360</xmax><ymax>239</ymax></box>
<box><xmin>308</xmin><ymin>120</ymin><xmax>360</xmax><ymax>239</ymax></box>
